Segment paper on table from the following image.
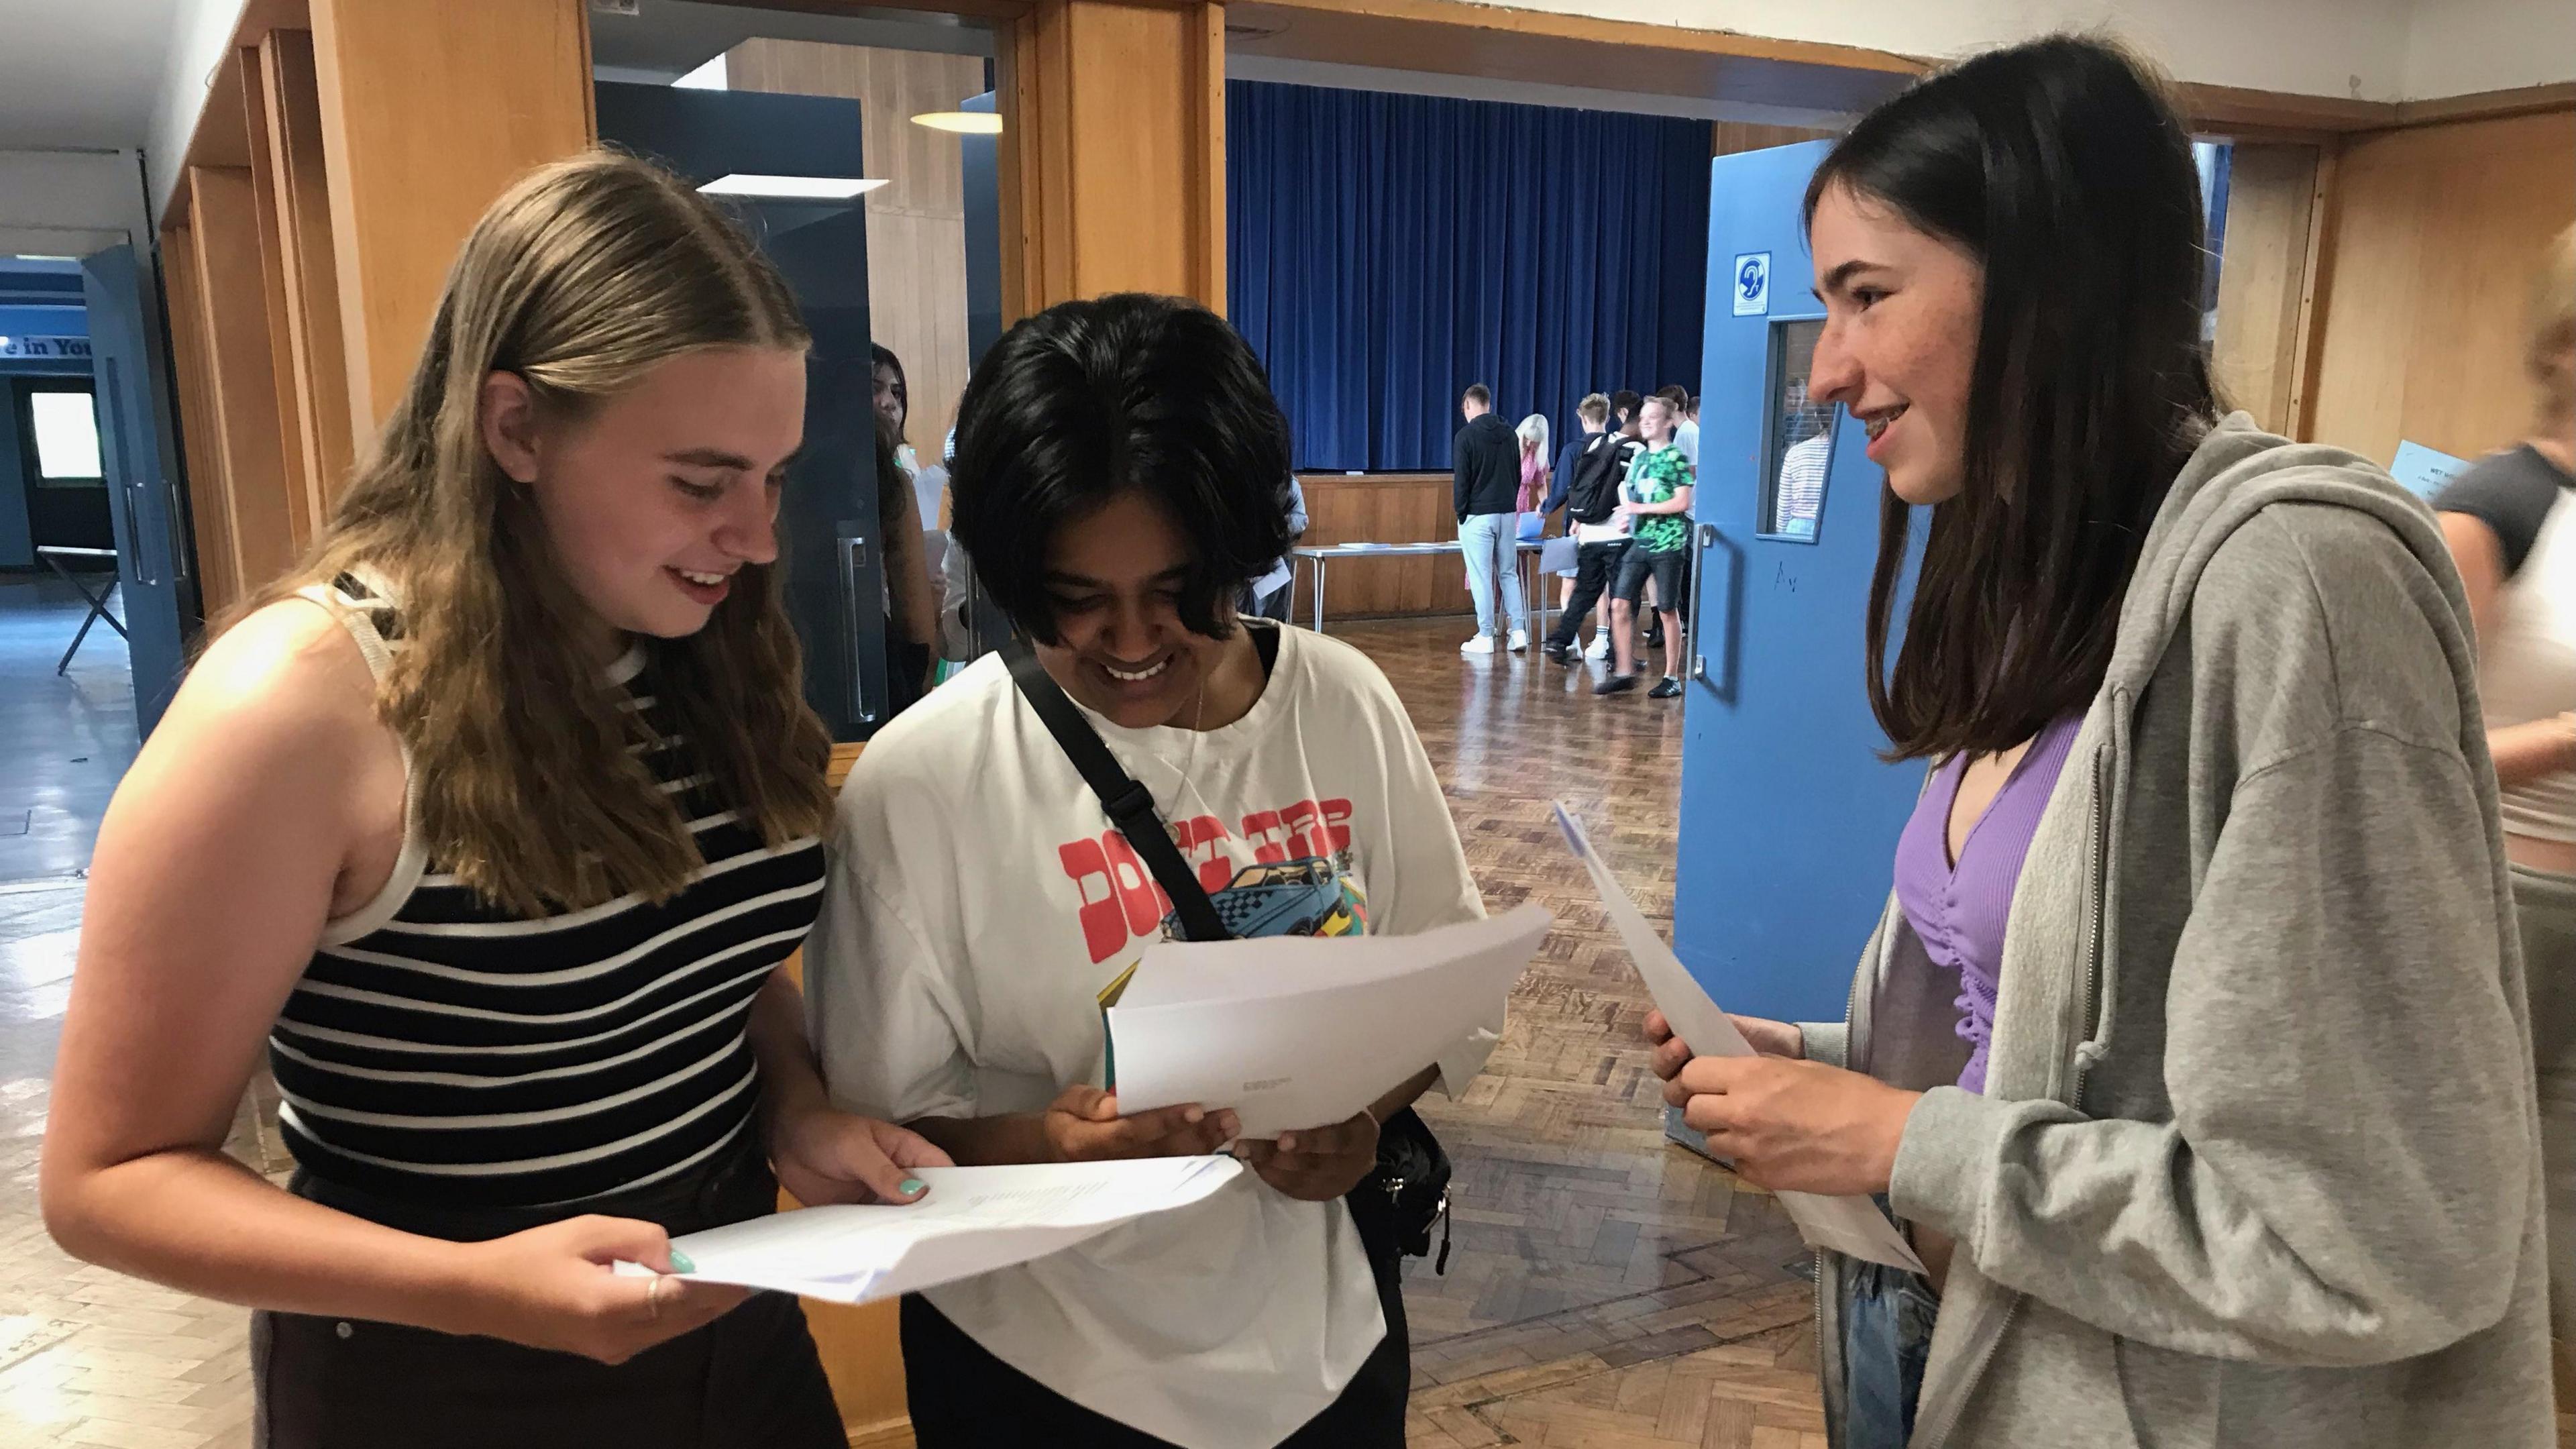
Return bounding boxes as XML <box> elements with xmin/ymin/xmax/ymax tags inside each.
<box><xmin>621</xmin><ymin>1157</ymin><xmax>1244</xmax><ymax>1304</ymax></box>
<box><xmin>1108</xmin><ymin>904</ymin><xmax>1549</xmax><ymax>1138</ymax></box>
<box><xmin>1553</xmin><ymin>803</ymin><xmax>1926</xmax><ymax>1274</ymax></box>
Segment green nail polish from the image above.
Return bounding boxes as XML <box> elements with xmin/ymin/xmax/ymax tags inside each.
<box><xmin>900</xmin><ymin>1179</ymin><xmax>926</xmax><ymax>1196</ymax></box>
<box><xmin>668</xmin><ymin>1250</ymin><xmax>696</xmax><ymax>1273</ymax></box>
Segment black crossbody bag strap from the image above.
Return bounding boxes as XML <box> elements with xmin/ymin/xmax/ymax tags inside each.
<box><xmin>1000</xmin><ymin>636</ymin><xmax>1232</xmax><ymax>943</ymax></box>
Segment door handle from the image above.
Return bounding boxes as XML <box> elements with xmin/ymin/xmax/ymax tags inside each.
<box><xmin>839</xmin><ymin>531</ymin><xmax>882</xmax><ymax>727</ymax></box>
<box><xmin>1694</xmin><ymin>523</ymin><xmax>1743</xmax><ymax>703</ymax></box>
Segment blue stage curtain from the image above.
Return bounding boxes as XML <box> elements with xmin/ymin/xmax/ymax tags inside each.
<box><xmin>1228</xmin><ymin>81</ymin><xmax>1711</xmax><ymax>473</ymax></box>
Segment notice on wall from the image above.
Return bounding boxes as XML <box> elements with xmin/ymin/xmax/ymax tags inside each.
<box><xmin>2388</xmin><ymin>439</ymin><xmax>2468</xmax><ymax>500</ymax></box>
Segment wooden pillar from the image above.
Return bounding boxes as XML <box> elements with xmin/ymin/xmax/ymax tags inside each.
<box><xmin>182</xmin><ymin>166</ymin><xmax>297</xmax><ymax>602</ymax></box>
<box><xmin>307</xmin><ymin>0</ymin><xmax>596</xmax><ymax>439</ymax></box>
<box><xmin>252</xmin><ymin>29</ymin><xmax>357</xmax><ymax>523</ymax></box>
<box><xmin>998</xmin><ymin>0</ymin><xmax>1226</xmax><ymax>317</ymax></box>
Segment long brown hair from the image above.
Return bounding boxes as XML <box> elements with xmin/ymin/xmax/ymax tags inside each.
<box><xmin>239</xmin><ymin>151</ymin><xmax>833</xmax><ymax>915</ymax></box>
<box><xmin>1805</xmin><ymin>36</ymin><xmax>2221</xmax><ymax>761</ymax></box>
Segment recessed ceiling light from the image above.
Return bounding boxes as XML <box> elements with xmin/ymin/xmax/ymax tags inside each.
<box><xmin>912</xmin><ymin>111</ymin><xmax>1003</xmax><ymax>136</ymax></box>
<box><xmin>697</xmin><ymin>174</ymin><xmax>887</xmax><ymax>200</ymax></box>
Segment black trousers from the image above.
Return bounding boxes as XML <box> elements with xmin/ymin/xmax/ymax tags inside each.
<box><xmin>253</xmin><ymin>1134</ymin><xmax>843</xmax><ymax>1449</ymax></box>
<box><xmin>1546</xmin><ymin>539</ymin><xmax>1630</xmax><ymax>651</ymax></box>
<box><xmin>900</xmin><ymin>1222</ymin><xmax>1413</xmax><ymax>1448</ymax></box>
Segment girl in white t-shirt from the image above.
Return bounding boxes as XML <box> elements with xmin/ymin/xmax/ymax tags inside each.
<box><xmin>806</xmin><ymin>293</ymin><xmax>1501</xmax><ymax>1449</ymax></box>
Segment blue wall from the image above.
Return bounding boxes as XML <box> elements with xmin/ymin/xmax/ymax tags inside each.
<box><xmin>1227</xmin><ymin>82</ymin><xmax>1711</xmax><ymax>473</ymax></box>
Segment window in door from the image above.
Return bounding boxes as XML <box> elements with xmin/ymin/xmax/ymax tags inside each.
<box><xmin>1757</xmin><ymin>318</ymin><xmax>1836</xmax><ymax>542</ymax></box>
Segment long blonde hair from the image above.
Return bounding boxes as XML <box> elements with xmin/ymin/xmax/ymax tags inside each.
<box><xmin>241</xmin><ymin>152</ymin><xmax>833</xmax><ymax>916</ymax></box>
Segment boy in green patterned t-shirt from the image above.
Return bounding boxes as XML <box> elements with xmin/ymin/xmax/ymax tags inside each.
<box><xmin>1601</xmin><ymin>395</ymin><xmax>1695</xmax><ymax>698</ymax></box>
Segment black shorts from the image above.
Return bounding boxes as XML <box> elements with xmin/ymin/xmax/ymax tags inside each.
<box><xmin>1613</xmin><ymin>546</ymin><xmax>1688</xmax><ymax>613</ymax></box>
<box><xmin>253</xmin><ymin>1134</ymin><xmax>843</xmax><ymax>1449</ymax></box>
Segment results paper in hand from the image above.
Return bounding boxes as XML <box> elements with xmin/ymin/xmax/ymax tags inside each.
<box><xmin>1108</xmin><ymin>905</ymin><xmax>1548</xmax><ymax>1138</ymax></box>
<box><xmin>627</xmin><ymin>1157</ymin><xmax>1243</xmax><ymax>1304</ymax></box>
<box><xmin>1553</xmin><ymin>803</ymin><xmax>1925</xmax><ymax>1273</ymax></box>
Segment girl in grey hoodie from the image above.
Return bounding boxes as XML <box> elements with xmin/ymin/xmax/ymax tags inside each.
<box><xmin>1650</xmin><ymin>35</ymin><xmax>2553</xmax><ymax>1449</ymax></box>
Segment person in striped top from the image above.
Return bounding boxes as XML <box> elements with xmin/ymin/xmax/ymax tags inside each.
<box><xmin>41</xmin><ymin>153</ymin><xmax>945</xmax><ymax>1448</ymax></box>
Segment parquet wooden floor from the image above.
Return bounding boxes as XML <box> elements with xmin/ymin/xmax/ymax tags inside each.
<box><xmin>1357</xmin><ymin>618</ymin><xmax>1828</xmax><ymax>1448</ymax></box>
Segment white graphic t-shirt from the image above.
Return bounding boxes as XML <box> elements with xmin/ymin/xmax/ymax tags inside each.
<box><xmin>808</xmin><ymin>622</ymin><xmax>1496</xmax><ymax>1449</ymax></box>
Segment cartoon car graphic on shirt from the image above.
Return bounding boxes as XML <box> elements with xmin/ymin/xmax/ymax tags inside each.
<box><xmin>1162</xmin><ymin>856</ymin><xmax>1368</xmax><ymax>941</ymax></box>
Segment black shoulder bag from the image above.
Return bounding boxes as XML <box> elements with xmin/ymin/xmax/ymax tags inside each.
<box><xmin>1001</xmin><ymin>635</ymin><xmax>1454</xmax><ymax>1275</ymax></box>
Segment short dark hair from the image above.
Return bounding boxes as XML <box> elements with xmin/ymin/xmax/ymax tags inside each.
<box><xmin>1656</xmin><ymin>385</ymin><xmax>1688</xmax><ymax>410</ymax></box>
<box><xmin>1686</xmin><ymin>394</ymin><xmax>1700</xmax><ymax>415</ymax></box>
<box><xmin>1462</xmin><ymin>384</ymin><xmax>1492</xmax><ymax>407</ymax></box>
<box><xmin>1609</xmin><ymin>388</ymin><xmax>1642</xmax><ymax>421</ymax></box>
<box><xmin>949</xmin><ymin>293</ymin><xmax>1296</xmax><ymax>646</ymax></box>
<box><xmin>1806</xmin><ymin>34</ymin><xmax>2218</xmax><ymax>761</ymax></box>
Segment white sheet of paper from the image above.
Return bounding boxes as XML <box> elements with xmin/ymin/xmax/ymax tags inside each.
<box><xmin>1552</xmin><ymin>802</ymin><xmax>1927</xmax><ymax>1274</ymax></box>
<box><xmin>619</xmin><ymin>1157</ymin><xmax>1244</xmax><ymax>1304</ymax></box>
<box><xmin>1107</xmin><ymin>904</ymin><xmax>1548</xmax><ymax>1138</ymax></box>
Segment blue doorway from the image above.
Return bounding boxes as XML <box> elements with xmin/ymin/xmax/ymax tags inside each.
<box><xmin>1670</xmin><ymin>141</ymin><xmax>1928</xmax><ymax>1028</ymax></box>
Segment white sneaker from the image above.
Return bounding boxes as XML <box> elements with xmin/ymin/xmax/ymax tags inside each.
<box><xmin>1586</xmin><ymin>634</ymin><xmax>1611</xmax><ymax>659</ymax></box>
<box><xmin>1460</xmin><ymin>634</ymin><xmax>1496</xmax><ymax>655</ymax></box>
<box><xmin>1508</xmin><ymin>629</ymin><xmax>1529</xmax><ymax>653</ymax></box>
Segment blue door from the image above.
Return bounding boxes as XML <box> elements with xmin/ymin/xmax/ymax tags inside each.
<box><xmin>80</xmin><ymin>244</ymin><xmax>195</xmax><ymax>735</ymax></box>
<box><xmin>1671</xmin><ymin>141</ymin><xmax>1927</xmax><ymax>1026</ymax></box>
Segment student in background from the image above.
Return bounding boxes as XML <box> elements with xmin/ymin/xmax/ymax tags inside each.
<box><xmin>863</xmin><ymin>343</ymin><xmax>942</xmax><ymax>703</ymax></box>
<box><xmin>1659</xmin><ymin>384</ymin><xmax>1701</xmax><ymax>470</ymax></box>
<box><xmin>873</xmin><ymin>343</ymin><xmax>920</xmax><ymax>479</ymax></box>
<box><xmin>1540</xmin><ymin>398</ymin><xmax>1601</xmax><ymax>636</ymax></box>
<box><xmin>1648</xmin><ymin>37</ymin><xmax>2546</xmax><ymax>1448</ymax></box>
<box><xmin>1246</xmin><ymin>474</ymin><xmax>1311</xmax><ymax>623</ymax></box>
<box><xmin>1540</xmin><ymin>394</ymin><xmax>1638</xmax><ymax>665</ymax></box>
<box><xmin>1599</xmin><ymin>394</ymin><xmax>1693</xmax><ymax>698</ymax></box>
<box><xmin>1515</xmin><ymin>413</ymin><xmax>1552</xmax><ymax>543</ymax></box>
<box><xmin>2436</xmin><ymin>221</ymin><xmax>2576</xmax><ymax>1381</ymax></box>
<box><xmin>1609</xmin><ymin>388</ymin><xmax>1644</xmax><ymax>440</ymax></box>
<box><xmin>809</xmin><ymin>292</ymin><xmax>1499</xmax><ymax>1449</ymax></box>
<box><xmin>1453</xmin><ymin>384</ymin><xmax>1529</xmax><ymax>655</ymax></box>
<box><xmin>40</xmin><ymin>153</ymin><xmax>946</xmax><ymax>1448</ymax></box>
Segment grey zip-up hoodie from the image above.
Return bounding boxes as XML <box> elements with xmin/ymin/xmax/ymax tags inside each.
<box><xmin>1803</xmin><ymin>415</ymin><xmax>2553</xmax><ymax>1447</ymax></box>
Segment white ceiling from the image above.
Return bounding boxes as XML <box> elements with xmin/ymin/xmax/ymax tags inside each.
<box><xmin>0</xmin><ymin>0</ymin><xmax>191</xmax><ymax>150</ymax></box>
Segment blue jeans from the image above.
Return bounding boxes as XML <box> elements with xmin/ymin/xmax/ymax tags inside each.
<box><xmin>1842</xmin><ymin>1258</ymin><xmax>1938</xmax><ymax>1449</ymax></box>
<box><xmin>1458</xmin><ymin>512</ymin><xmax>1527</xmax><ymax>636</ymax></box>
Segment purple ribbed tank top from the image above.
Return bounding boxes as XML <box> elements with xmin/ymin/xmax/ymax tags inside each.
<box><xmin>1891</xmin><ymin>714</ymin><xmax>2084</xmax><ymax>1095</ymax></box>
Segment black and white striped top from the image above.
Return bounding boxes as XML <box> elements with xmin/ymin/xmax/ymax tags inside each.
<box><xmin>269</xmin><ymin>579</ymin><xmax>825</xmax><ymax>1208</ymax></box>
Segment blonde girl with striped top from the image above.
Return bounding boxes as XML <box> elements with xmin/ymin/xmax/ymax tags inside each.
<box><xmin>40</xmin><ymin>153</ymin><xmax>945</xmax><ymax>1448</ymax></box>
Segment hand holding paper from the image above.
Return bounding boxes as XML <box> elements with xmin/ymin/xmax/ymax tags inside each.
<box><xmin>622</xmin><ymin>1157</ymin><xmax>1244</xmax><ymax>1305</ymax></box>
<box><xmin>1554</xmin><ymin>802</ymin><xmax>1925</xmax><ymax>1273</ymax></box>
<box><xmin>1106</xmin><ymin>905</ymin><xmax>1546</xmax><ymax>1139</ymax></box>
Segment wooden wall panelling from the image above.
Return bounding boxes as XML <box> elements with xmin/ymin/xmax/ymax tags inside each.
<box><xmin>309</xmin><ymin>0</ymin><xmax>596</xmax><ymax>439</ymax></box>
<box><xmin>258</xmin><ymin>28</ymin><xmax>357</xmax><ymax>518</ymax></box>
<box><xmin>2210</xmin><ymin>142</ymin><xmax>2320</xmax><ymax>433</ymax></box>
<box><xmin>724</xmin><ymin>38</ymin><xmax>983</xmax><ymax>459</ymax></box>
<box><xmin>160</xmin><ymin>220</ymin><xmax>238</xmax><ymax>619</ymax></box>
<box><xmin>998</xmin><ymin>0</ymin><xmax>1224</xmax><ymax>314</ymax></box>
<box><xmin>1292</xmin><ymin>475</ymin><xmax>1470</xmax><ymax>621</ymax></box>
<box><xmin>184</xmin><ymin>166</ymin><xmax>300</xmax><ymax>608</ymax></box>
<box><xmin>1711</xmin><ymin>121</ymin><xmax>1839</xmax><ymax>155</ymax></box>
<box><xmin>237</xmin><ymin>42</ymin><xmax>321</xmax><ymax>552</ymax></box>
<box><xmin>2304</xmin><ymin>109</ymin><xmax>2576</xmax><ymax>464</ymax></box>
